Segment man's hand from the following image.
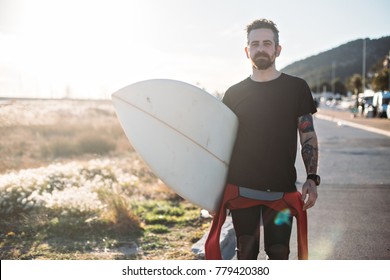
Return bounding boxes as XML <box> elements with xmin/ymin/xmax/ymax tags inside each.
<box><xmin>301</xmin><ymin>179</ymin><xmax>318</xmax><ymax>211</ymax></box>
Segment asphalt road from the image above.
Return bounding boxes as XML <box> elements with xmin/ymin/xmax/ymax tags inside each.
<box><xmin>194</xmin><ymin>114</ymin><xmax>390</xmax><ymax>260</ymax></box>
<box><xmin>288</xmin><ymin>117</ymin><xmax>390</xmax><ymax>260</ymax></box>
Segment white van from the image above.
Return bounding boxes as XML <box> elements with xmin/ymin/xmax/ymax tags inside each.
<box><xmin>375</xmin><ymin>91</ymin><xmax>390</xmax><ymax>118</ymax></box>
<box><xmin>360</xmin><ymin>90</ymin><xmax>375</xmax><ymax>118</ymax></box>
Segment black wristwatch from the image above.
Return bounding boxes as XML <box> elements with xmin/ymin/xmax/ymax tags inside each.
<box><xmin>307</xmin><ymin>174</ymin><xmax>321</xmax><ymax>186</ymax></box>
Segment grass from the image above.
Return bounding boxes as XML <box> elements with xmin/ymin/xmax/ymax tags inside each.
<box><xmin>0</xmin><ymin>158</ymin><xmax>211</xmax><ymax>260</ymax></box>
<box><xmin>0</xmin><ymin>185</ymin><xmax>209</xmax><ymax>260</ymax></box>
<box><xmin>40</xmin><ymin>132</ymin><xmax>116</xmax><ymax>158</ymax></box>
<box><xmin>0</xmin><ymin>99</ymin><xmax>211</xmax><ymax>260</ymax></box>
<box><xmin>0</xmin><ymin>124</ymin><xmax>130</xmax><ymax>173</ymax></box>
<box><xmin>0</xmin><ymin>99</ymin><xmax>132</xmax><ymax>173</ymax></box>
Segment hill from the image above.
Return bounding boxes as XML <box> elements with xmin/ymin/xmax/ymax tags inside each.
<box><xmin>281</xmin><ymin>36</ymin><xmax>390</xmax><ymax>90</ymax></box>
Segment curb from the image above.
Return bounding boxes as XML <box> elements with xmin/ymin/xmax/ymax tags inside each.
<box><xmin>316</xmin><ymin>113</ymin><xmax>390</xmax><ymax>138</ymax></box>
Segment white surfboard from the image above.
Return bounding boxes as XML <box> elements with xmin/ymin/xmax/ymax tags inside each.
<box><xmin>111</xmin><ymin>79</ymin><xmax>238</xmax><ymax>212</ymax></box>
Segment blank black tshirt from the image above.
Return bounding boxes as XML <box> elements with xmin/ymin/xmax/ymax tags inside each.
<box><xmin>223</xmin><ymin>73</ymin><xmax>317</xmax><ymax>192</ymax></box>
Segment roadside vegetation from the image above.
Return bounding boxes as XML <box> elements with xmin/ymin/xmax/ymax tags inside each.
<box><xmin>0</xmin><ymin>99</ymin><xmax>210</xmax><ymax>260</ymax></box>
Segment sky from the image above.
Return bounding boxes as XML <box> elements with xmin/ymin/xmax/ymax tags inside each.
<box><xmin>0</xmin><ymin>0</ymin><xmax>389</xmax><ymax>99</ymax></box>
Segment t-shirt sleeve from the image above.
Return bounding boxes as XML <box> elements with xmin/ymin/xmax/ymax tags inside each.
<box><xmin>297</xmin><ymin>80</ymin><xmax>317</xmax><ymax>117</ymax></box>
<box><xmin>222</xmin><ymin>89</ymin><xmax>232</xmax><ymax>109</ymax></box>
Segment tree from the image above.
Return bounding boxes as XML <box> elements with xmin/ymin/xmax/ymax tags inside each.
<box><xmin>371</xmin><ymin>69</ymin><xmax>389</xmax><ymax>91</ymax></box>
<box><xmin>347</xmin><ymin>74</ymin><xmax>363</xmax><ymax>94</ymax></box>
<box><xmin>319</xmin><ymin>81</ymin><xmax>332</xmax><ymax>92</ymax></box>
<box><xmin>333</xmin><ymin>79</ymin><xmax>347</xmax><ymax>96</ymax></box>
<box><xmin>310</xmin><ymin>85</ymin><xmax>317</xmax><ymax>93</ymax></box>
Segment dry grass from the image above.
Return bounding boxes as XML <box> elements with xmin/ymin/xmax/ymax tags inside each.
<box><xmin>0</xmin><ymin>99</ymin><xmax>210</xmax><ymax>260</ymax></box>
<box><xmin>0</xmin><ymin>99</ymin><xmax>132</xmax><ymax>173</ymax></box>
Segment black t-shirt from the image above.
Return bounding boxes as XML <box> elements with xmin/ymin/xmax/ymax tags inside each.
<box><xmin>223</xmin><ymin>73</ymin><xmax>317</xmax><ymax>192</ymax></box>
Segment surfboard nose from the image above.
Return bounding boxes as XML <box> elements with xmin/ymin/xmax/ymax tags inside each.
<box><xmin>111</xmin><ymin>79</ymin><xmax>238</xmax><ymax>212</ymax></box>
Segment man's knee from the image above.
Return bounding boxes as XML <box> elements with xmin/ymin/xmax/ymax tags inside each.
<box><xmin>236</xmin><ymin>235</ymin><xmax>259</xmax><ymax>260</ymax></box>
<box><xmin>265</xmin><ymin>244</ymin><xmax>290</xmax><ymax>260</ymax></box>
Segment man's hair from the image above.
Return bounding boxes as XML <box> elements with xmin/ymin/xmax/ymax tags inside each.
<box><xmin>246</xmin><ymin>19</ymin><xmax>279</xmax><ymax>46</ymax></box>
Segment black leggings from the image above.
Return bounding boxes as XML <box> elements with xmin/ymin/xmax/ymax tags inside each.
<box><xmin>231</xmin><ymin>205</ymin><xmax>293</xmax><ymax>260</ymax></box>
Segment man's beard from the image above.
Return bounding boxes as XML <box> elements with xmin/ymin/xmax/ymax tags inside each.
<box><xmin>252</xmin><ymin>52</ymin><xmax>276</xmax><ymax>70</ymax></box>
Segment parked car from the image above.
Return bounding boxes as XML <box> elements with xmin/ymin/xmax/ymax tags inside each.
<box><xmin>358</xmin><ymin>91</ymin><xmax>374</xmax><ymax>118</ymax></box>
<box><xmin>377</xmin><ymin>91</ymin><xmax>390</xmax><ymax>118</ymax></box>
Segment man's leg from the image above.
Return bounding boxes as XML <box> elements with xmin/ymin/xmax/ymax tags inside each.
<box><xmin>262</xmin><ymin>205</ymin><xmax>293</xmax><ymax>260</ymax></box>
<box><xmin>231</xmin><ymin>205</ymin><xmax>261</xmax><ymax>260</ymax></box>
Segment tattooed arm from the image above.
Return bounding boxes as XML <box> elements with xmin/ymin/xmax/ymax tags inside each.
<box><xmin>298</xmin><ymin>114</ymin><xmax>319</xmax><ymax>210</ymax></box>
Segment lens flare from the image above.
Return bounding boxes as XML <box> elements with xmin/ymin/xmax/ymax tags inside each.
<box><xmin>274</xmin><ymin>208</ymin><xmax>291</xmax><ymax>226</ymax></box>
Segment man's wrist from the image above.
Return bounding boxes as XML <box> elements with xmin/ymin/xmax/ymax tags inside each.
<box><xmin>306</xmin><ymin>174</ymin><xmax>320</xmax><ymax>186</ymax></box>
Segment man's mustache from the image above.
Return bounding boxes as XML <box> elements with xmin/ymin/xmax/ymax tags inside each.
<box><xmin>253</xmin><ymin>52</ymin><xmax>270</xmax><ymax>60</ymax></box>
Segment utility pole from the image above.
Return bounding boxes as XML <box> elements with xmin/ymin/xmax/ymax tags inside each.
<box><xmin>387</xmin><ymin>50</ymin><xmax>390</xmax><ymax>91</ymax></box>
<box><xmin>331</xmin><ymin>61</ymin><xmax>336</xmax><ymax>94</ymax></box>
<box><xmin>362</xmin><ymin>38</ymin><xmax>366</xmax><ymax>93</ymax></box>
<box><xmin>384</xmin><ymin>50</ymin><xmax>390</xmax><ymax>91</ymax></box>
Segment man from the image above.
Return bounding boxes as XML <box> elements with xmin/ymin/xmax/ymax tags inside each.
<box><xmin>220</xmin><ymin>19</ymin><xmax>319</xmax><ymax>260</ymax></box>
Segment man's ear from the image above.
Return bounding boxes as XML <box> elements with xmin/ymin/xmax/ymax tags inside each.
<box><xmin>245</xmin><ymin>46</ymin><xmax>250</xmax><ymax>59</ymax></box>
<box><xmin>276</xmin><ymin>45</ymin><xmax>282</xmax><ymax>57</ymax></box>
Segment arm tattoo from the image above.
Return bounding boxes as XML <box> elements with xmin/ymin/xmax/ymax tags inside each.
<box><xmin>298</xmin><ymin>114</ymin><xmax>314</xmax><ymax>133</ymax></box>
<box><xmin>298</xmin><ymin>114</ymin><xmax>318</xmax><ymax>174</ymax></box>
<box><xmin>301</xmin><ymin>138</ymin><xmax>318</xmax><ymax>174</ymax></box>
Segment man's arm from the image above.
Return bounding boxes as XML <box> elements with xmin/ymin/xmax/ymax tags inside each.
<box><xmin>297</xmin><ymin>114</ymin><xmax>319</xmax><ymax>210</ymax></box>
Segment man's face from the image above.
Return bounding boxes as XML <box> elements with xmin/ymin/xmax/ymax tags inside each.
<box><xmin>245</xmin><ymin>28</ymin><xmax>281</xmax><ymax>70</ymax></box>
